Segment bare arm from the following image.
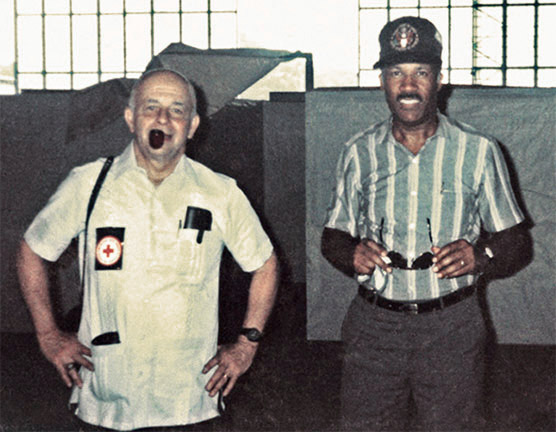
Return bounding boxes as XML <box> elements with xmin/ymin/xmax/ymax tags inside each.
<box><xmin>16</xmin><ymin>240</ymin><xmax>94</xmax><ymax>388</ymax></box>
<box><xmin>203</xmin><ymin>251</ymin><xmax>279</xmax><ymax>397</ymax></box>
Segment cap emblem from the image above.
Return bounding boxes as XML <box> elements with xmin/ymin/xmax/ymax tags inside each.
<box><xmin>390</xmin><ymin>23</ymin><xmax>419</xmax><ymax>51</ymax></box>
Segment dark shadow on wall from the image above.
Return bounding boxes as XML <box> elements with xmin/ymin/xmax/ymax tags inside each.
<box><xmin>440</xmin><ymin>85</ymin><xmax>538</xmax><ymax>427</ymax></box>
<box><xmin>189</xmin><ymin>99</ymin><xmax>306</xmax><ymax>345</ymax></box>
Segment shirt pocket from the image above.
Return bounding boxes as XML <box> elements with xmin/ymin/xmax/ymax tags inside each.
<box><xmin>440</xmin><ymin>189</ymin><xmax>477</xmax><ymax>220</ymax></box>
<box><xmin>175</xmin><ymin>229</ymin><xmax>207</xmax><ymax>284</ymax></box>
<box><xmin>90</xmin><ymin>344</ymin><xmax>127</xmax><ymax>403</ymax></box>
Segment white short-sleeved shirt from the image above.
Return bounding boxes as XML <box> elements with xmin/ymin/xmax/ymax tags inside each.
<box><xmin>325</xmin><ymin>114</ymin><xmax>524</xmax><ymax>300</ymax></box>
<box><xmin>24</xmin><ymin>143</ymin><xmax>274</xmax><ymax>430</ymax></box>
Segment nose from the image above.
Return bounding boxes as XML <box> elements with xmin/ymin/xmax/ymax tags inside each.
<box><xmin>400</xmin><ymin>73</ymin><xmax>418</xmax><ymax>91</ymax></box>
<box><xmin>156</xmin><ymin>108</ymin><xmax>169</xmax><ymax>124</ymax></box>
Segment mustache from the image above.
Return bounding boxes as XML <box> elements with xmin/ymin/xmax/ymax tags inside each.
<box><xmin>397</xmin><ymin>93</ymin><xmax>422</xmax><ymax>102</ymax></box>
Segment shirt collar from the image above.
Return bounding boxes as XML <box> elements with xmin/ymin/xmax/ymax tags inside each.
<box><xmin>434</xmin><ymin>112</ymin><xmax>449</xmax><ymax>140</ymax></box>
<box><xmin>385</xmin><ymin>111</ymin><xmax>449</xmax><ymax>146</ymax></box>
<box><xmin>110</xmin><ymin>141</ymin><xmax>137</xmax><ymax>180</ymax></box>
<box><xmin>110</xmin><ymin>141</ymin><xmax>190</xmax><ymax>184</ymax></box>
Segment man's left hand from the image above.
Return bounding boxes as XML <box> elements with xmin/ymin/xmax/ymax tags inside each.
<box><xmin>202</xmin><ymin>338</ymin><xmax>258</xmax><ymax>397</ymax></box>
<box><xmin>431</xmin><ymin>239</ymin><xmax>476</xmax><ymax>279</ymax></box>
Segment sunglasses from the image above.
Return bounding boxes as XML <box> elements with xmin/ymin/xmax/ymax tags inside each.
<box><xmin>379</xmin><ymin>218</ymin><xmax>434</xmax><ymax>270</ymax></box>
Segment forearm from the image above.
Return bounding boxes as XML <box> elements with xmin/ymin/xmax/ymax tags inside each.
<box><xmin>241</xmin><ymin>251</ymin><xmax>279</xmax><ymax>333</ymax></box>
<box><xmin>17</xmin><ymin>241</ymin><xmax>93</xmax><ymax>387</ymax></box>
<box><xmin>16</xmin><ymin>240</ymin><xmax>59</xmax><ymax>336</ymax></box>
<box><xmin>475</xmin><ymin>223</ymin><xmax>532</xmax><ymax>278</ymax></box>
<box><xmin>321</xmin><ymin>227</ymin><xmax>359</xmax><ymax>277</ymax></box>
<box><xmin>203</xmin><ymin>252</ymin><xmax>278</xmax><ymax>396</ymax></box>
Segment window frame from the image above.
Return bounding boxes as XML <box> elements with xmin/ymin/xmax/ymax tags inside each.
<box><xmin>12</xmin><ymin>0</ymin><xmax>238</xmax><ymax>92</ymax></box>
<box><xmin>357</xmin><ymin>0</ymin><xmax>556</xmax><ymax>88</ymax></box>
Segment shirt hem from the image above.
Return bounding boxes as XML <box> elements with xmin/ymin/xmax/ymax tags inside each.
<box><xmin>76</xmin><ymin>410</ymin><xmax>221</xmax><ymax>431</ymax></box>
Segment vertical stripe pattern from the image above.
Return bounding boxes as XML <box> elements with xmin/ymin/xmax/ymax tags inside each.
<box><xmin>324</xmin><ymin>114</ymin><xmax>524</xmax><ymax>300</ymax></box>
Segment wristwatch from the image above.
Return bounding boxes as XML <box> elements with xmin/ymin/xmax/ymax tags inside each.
<box><xmin>483</xmin><ymin>246</ymin><xmax>495</xmax><ymax>261</ymax></box>
<box><xmin>240</xmin><ymin>327</ymin><xmax>263</xmax><ymax>342</ymax></box>
<box><xmin>475</xmin><ymin>245</ymin><xmax>494</xmax><ymax>274</ymax></box>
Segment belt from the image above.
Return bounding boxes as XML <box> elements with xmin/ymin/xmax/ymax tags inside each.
<box><xmin>358</xmin><ymin>284</ymin><xmax>476</xmax><ymax>315</ymax></box>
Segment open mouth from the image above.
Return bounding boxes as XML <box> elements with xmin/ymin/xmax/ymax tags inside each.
<box><xmin>149</xmin><ymin>129</ymin><xmax>166</xmax><ymax>149</ymax></box>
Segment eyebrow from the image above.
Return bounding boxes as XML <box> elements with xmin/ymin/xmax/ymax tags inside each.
<box><xmin>144</xmin><ymin>98</ymin><xmax>187</xmax><ymax>107</ymax></box>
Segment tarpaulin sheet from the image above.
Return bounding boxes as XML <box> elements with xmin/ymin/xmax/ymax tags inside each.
<box><xmin>65</xmin><ymin>43</ymin><xmax>308</xmax><ymax>143</ymax></box>
<box><xmin>145</xmin><ymin>43</ymin><xmax>308</xmax><ymax>116</ymax></box>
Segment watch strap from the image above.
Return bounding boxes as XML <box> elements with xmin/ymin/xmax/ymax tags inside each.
<box><xmin>240</xmin><ymin>327</ymin><xmax>263</xmax><ymax>342</ymax></box>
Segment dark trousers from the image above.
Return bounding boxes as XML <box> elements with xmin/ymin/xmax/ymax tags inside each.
<box><xmin>341</xmin><ymin>292</ymin><xmax>487</xmax><ymax>431</ymax></box>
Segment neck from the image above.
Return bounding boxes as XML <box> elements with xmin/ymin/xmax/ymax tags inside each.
<box><xmin>133</xmin><ymin>145</ymin><xmax>182</xmax><ymax>186</ymax></box>
<box><xmin>392</xmin><ymin>115</ymin><xmax>439</xmax><ymax>155</ymax></box>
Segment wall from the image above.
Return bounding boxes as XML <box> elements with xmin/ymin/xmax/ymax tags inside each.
<box><xmin>306</xmin><ymin>87</ymin><xmax>555</xmax><ymax>344</ymax></box>
<box><xmin>3</xmin><ymin>86</ymin><xmax>554</xmax><ymax>345</ymax></box>
<box><xmin>263</xmin><ymin>96</ymin><xmax>306</xmax><ymax>284</ymax></box>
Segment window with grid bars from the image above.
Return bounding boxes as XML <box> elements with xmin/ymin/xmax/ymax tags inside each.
<box><xmin>2</xmin><ymin>0</ymin><xmax>555</xmax><ymax>95</ymax></box>
<box><xmin>358</xmin><ymin>0</ymin><xmax>556</xmax><ymax>88</ymax></box>
<box><xmin>12</xmin><ymin>0</ymin><xmax>238</xmax><ymax>92</ymax></box>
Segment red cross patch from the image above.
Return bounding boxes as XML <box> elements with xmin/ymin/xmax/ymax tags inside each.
<box><xmin>95</xmin><ymin>227</ymin><xmax>125</xmax><ymax>270</ymax></box>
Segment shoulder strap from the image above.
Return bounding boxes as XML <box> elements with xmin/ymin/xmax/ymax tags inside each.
<box><xmin>85</xmin><ymin>156</ymin><xmax>114</xmax><ymax>230</ymax></box>
<box><xmin>80</xmin><ymin>156</ymin><xmax>114</xmax><ymax>292</ymax></box>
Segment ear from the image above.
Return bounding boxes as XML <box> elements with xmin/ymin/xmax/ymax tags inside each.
<box><xmin>124</xmin><ymin>107</ymin><xmax>135</xmax><ymax>133</ymax></box>
<box><xmin>379</xmin><ymin>73</ymin><xmax>384</xmax><ymax>90</ymax></box>
<box><xmin>437</xmin><ymin>72</ymin><xmax>444</xmax><ymax>91</ymax></box>
<box><xmin>187</xmin><ymin>114</ymin><xmax>201</xmax><ymax>139</ymax></box>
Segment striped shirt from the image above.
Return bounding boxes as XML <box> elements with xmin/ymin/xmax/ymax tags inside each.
<box><xmin>324</xmin><ymin>113</ymin><xmax>524</xmax><ymax>301</ymax></box>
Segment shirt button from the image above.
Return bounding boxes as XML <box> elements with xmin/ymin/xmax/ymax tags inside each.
<box><xmin>412</xmin><ymin>158</ymin><xmax>419</xmax><ymax>164</ymax></box>
<box><xmin>410</xmin><ymin>191</ymin><xmax>417</xmax><ymax>196</ymax></box>
<box><xmin>409</xmin><ymin>223</ymin><xmax>416</xmax><ymax>230</ymax></box>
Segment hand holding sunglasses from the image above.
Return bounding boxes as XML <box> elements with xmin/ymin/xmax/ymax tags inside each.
<box><xmin>379</xmin><ymin>218</ymin><xmax>434</xmax><ymax>271</ymax></box>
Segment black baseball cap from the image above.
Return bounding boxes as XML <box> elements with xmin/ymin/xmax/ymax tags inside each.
<box><xmin>373</xmin><ymin>16</ymin><xmax>442</xmax><ymax>69</ymax></box>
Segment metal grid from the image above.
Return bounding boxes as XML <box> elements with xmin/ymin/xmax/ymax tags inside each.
<box><xmin>11</xmin><ymin>1</ymin><xmax>556</xmax><ymax>92</ymax></box>
<box><xmin>358</xmin><ymin>0</ymin><xmax>556</xmax><ymax>87</ymax></box>
<box><xmin>13</xmin><ymin>0</ymin><xmax>238</xmax><ymax>93</ymax></box>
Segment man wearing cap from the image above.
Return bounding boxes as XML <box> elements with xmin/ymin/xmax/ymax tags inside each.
<box><xmin>321</xmin><ymin>16</ymin><xmax>530</xmax><ymax>431</ymax></box>
<box><xmin>17</xmin><ymin>68</ymin><xmax>279</xmax><ymax>431</ymax></box>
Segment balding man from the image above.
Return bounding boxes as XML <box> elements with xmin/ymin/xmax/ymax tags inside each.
<box><xmin>18</xmin><ymin>69</ymin><xmax>278</xmax><ymax>431</ymax></box>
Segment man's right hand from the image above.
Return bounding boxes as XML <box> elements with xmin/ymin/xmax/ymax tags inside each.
<box><xmin>321</xmin><ymin>228</ymin><xmax>392</xmax><ymax>277</ymax></box>
<box><xmin>37</xmin><ymin>329</ymin><xmax>94</xmax><ymax>388</ymax></box>
<box><xmin>353</xmin><ymin>239</ymin><xmax>392</xmax><ymax>275</ymax></box>
<box><xmin>17</xmin><ymin>241</ymin><xmax>94</xmax><ymax>388</ymax></box>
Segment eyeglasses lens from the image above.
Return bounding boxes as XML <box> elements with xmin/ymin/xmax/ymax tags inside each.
<box><xmin>411</xmin><ymin>252</ymin><xmax>434</xmax><ymax>269</ymax></box>
<box><xmin>387</xmin><ymin>251</ymin><xmax>407</xmax><ymax>268</ymax></box>
<box><xmin>387</xmin><ymin>251</ymin><xmax>433</xmax><ymax>270</ymax></box>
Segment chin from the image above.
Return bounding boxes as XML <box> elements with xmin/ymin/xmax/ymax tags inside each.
<box><xmin>395</xmin><ymin>110</ymin><xmax>437</xmax><ymax>127</ymax></box>
<box><xmin>395</xmin><ymin>115</ymin><xmax>426</xmax><ymax>127</ymax></box>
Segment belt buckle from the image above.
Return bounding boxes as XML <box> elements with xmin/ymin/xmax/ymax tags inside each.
<box><xmin>401</xmin><ymin>303</ymin><xmax>419</xmax><ymax>315</ymax></box>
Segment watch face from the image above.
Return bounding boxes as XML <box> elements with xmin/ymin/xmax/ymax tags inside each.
<box><xmin>484</xmin><ymin>246</ymin><xmax>494</xmax><ymax>259</ymax></box>
<box><xmin>243</xmin><ymin>328</ymin><xmax>262</xmax><ymax>341</ymax></box>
